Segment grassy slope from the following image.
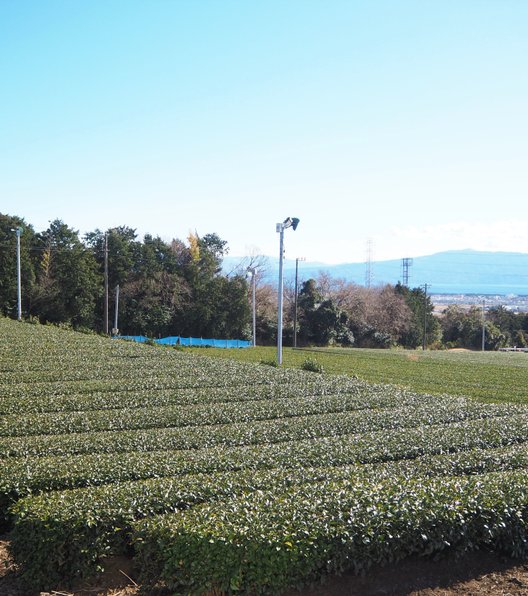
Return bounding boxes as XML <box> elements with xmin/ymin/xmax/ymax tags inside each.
<box><xmin>190</xmin><ymin>345</ymin><xmax>528</xmax><ymax>404</ymax></box>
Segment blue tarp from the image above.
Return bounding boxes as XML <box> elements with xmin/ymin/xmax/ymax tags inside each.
<box><xmin>116</xmin><ymin>335</ymin><xmax>251</xmax><ymax>348</ymax></box>
<box><xmin>117</xmin><ymin>335</ymin><xmax>149</xmax><ymax>343</ymax></box>
<box><xmin>155</xmin><ymin>336</ymin><xmax>180</xmax><ymax>345</ymax></box>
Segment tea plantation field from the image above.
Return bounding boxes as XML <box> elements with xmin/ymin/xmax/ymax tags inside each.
<box><xmin>2</xmin><ymin>317</ymin><xmax>528</xmax><ymax>593</ymax></box>
<box><xmin>190</xmin><ymin>345</ymin><xmax>528</xmax><ymax>404</ymax></box>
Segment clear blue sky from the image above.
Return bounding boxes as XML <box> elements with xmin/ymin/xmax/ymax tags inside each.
<box><xmin>1</xmin><ymin>0</ymin><xmax>527</xmax><ymax>264</ymax></box>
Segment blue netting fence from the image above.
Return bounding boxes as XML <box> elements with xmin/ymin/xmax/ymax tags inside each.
<box><xmin>116</xmin><ymin>335</ymin><xmax>251</xmax><ymax>348</ymax></box>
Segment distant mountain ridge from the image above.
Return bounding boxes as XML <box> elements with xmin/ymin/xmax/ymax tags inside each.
<box><xmin>222</xmin><ymin>250</ymin><xmax>528</xmax><ymax>295</ymax></box>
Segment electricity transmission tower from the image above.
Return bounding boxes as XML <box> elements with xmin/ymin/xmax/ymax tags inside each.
<box><xmin>365</xmin><ymin>238</ymin><xmax>373</xmax><ymax>288</ymax></box>
<box><xmin>402</xmin><ymin>257</ymin><xmax>413</xmax><ymax>286</ymax></box>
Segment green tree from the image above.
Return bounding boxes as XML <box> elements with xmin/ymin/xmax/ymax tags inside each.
<box><xmin>486</xmin><ymin>306</ymin><xmax>522</xmax><ymax>345</ymax></box>
<box><xmin>85</xmin><ymin>226</ymin><xmax>140</xmax><ymax>289</ymax></box>
<box><xmin>137</xmin><ymin>234</ymin><xmax>180</xmax><ymax>277</ymax></box>
<box><xmin>440</xmin><ymin>305</ymin><xmax>506</xmax><ymax>350</ymax></box>
<box><xmin>395</xmin><ymin>283</ymin><xmax>440</xmax><ymax>349</ymax></box>
<box><xmin>84</xmin><ymin>227</ymin><xmax>142</xmax><ymax>332</ymax></box>
<box><xmin>440</xmin><ymin>305</ymin><xmax>481</xmax><ymax>348</ymax></box>
<box><xmin>176</xmin><ymin>232</ymin><xmax>249</xmax><ymax>339</ymax></box>
<box><xmin>297</xmin><ymin>279</ymin><xmax>353</xmax><ymax>346</ymax></box>
<box><xmin>30</xmin><ymin>220</ymin><xmax>101</xmax><ymax>328</ymax></box>
<box><xmin>120</xmin><ymin>270</ymin><xmax>189</xmax><ymax>337</ymax></box>
<box><xmin>513</xmin><ymin>329</ymin><xmax>528</xmax><ymax>348</ymax></box>
<box><xmin>119</xmin><ymin>235</ymin><xmax>189</xmax><ymax>337</ymax></box>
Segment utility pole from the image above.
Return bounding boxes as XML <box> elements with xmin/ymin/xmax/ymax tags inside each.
<box><xmin>104</xmin><ymin>233</ymin><xmax>109</xmax><ymax>334</ymax></box>
<box><xmin>481</xmin><ymin>299</ymin><xmax>486</xmax><ymax>351</ymax></box>
<box><xmin>293</xmin><ymin>257</ymin><xmax>305</xmax><ymax>348</ymax></box>
<box><xmin>15</xmin><ymin>227</ymin><xmax>22</xmax><ymax>320</ymax></box>
<box><xmin>246</xmin><ymin>267</ymin><xmax>257</xmax><ymax>347</ymax></box>
<box><xmin>113</xmin><ymin>284</ymin><xmax>120</xmax><ymax>336</ymax></box>
<box><xmin>422</xmin><ymin>283</ymin><xmax>429</xmax><ymax>351</ymax></box>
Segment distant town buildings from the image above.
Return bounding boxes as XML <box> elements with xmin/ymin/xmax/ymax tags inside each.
<box><xmin>432</xmin><ymin>294</ymin><xmax>528</xmax><ymax>314</ymax></box>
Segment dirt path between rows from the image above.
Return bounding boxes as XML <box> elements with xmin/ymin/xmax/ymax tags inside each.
<box><xmin>2</xmin><ymin>535</ymin><xmax>528</xmax><ymax>595</ymax></box>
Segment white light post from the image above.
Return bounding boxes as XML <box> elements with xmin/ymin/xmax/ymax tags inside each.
<box><xmin>112</xmin><ymin>284</ymin><xmax>120</xmax><ymax>336</ymax></box>
<box><xmin>12</xmin><ymin>227</ymin><xmax>22</xmax><ymax>321</ymax></box>
<box><xmin>104</xmin><ymin>233</ymin><xmax>109</xmax><ymax>334</ymax></box>
<box><xmin>276</xmin><ymin>217</ymin><xmax>300</xmax><ymax>365</ymax></box>
<box><xmin>246</xmin><ymin>267</ymin><xmax>257</xmax><ymax>347</ymax></box>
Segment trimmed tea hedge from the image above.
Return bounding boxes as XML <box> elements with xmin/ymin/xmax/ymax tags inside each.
<box><xmin>10</xmin><ymin>442</ymin><xmax>528</xmax><ymax>588</ymax></box>
<box><xmin>0</xmin><ymin>398</ymin><xmax>517</xmax><ymax>458</ymax></box>
<box><xmin>134</xmin><ymin>470</ymin><xmax>528</xmax><ymax>594</ymax></box>
<box><xmin>3</xmin><ymin>412</ymin><xmax>528</xmax><ymax>526</ymax></box>
<box><xmin>2</xmin><ymin>316</ymin><xmax>528</xmax><ymax>593</ymax></box>
<box><xmin>0</xmin><ymin>388</ymin><xmax>444</xmax><ymax>438</ymax></box>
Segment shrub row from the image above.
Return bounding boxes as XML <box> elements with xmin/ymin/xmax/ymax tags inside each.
<box><xmin>0</xmin><ymin>399</ymin><xmax>518</xmax><ymax>458</ymax></box>
<box><xmin>3</xmin><ymin>412</ymin><xmax>528</xmax><ymax>525</ymax></box>
<box><xmin>0</xmin><ymin>369</ymin><xmax>292</xmax><ymax>400</ymax></box>
<box><xmin>10</xmin><ymin>442</ymin><xmax>528</xmax><ymax>589</ymax></box>
<box><xmin>0</xmin><ymin>385</ymin><xmax>458</xmax><ymax>437</ymax></box>
<box><xmin>0</xmin><ymin>392</ymin><xmax>360</xmax><ymax>437</ymax></box>
<box><xmin>133</xmin><ymin>469</ymin><xmax>528</xmax><ymax>594</ymax></box>
<box><xmin>0</xmin><ymin>345</ymin><xmax>319</xmax><ymax>397</ymax></box>
<box><xmin>0</xmin><ymin>375</ymin><xmax>367</xmax><ymax>416</ymax></box>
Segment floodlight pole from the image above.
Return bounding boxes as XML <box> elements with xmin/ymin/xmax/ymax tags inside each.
<box><xmin>276</xmin><ymin>217</ymin><xmax>299</xmax><ymax>365</ymax></box>
<box><xmin>277</xmin><ymin>225</ymin><xmax>285</xmax><ymax>364</ymax></box>
<box><xmin>15</xmin><ymin>227</ymin><xmax>22</xmax><ymax>321</ymax></box>
<box><xmin>104</xmin><ymin>233</ymin><xmax>109</xmax><ymax>335</ymax></box>
<box><xmin>247</xmin><ymin>267</ymin><xmax>257</xmax><ymax>347</ymax></box>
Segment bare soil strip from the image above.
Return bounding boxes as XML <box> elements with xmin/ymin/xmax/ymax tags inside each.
<box><xmin>2</xmin><ymin>534</ymin><xmax>528</xmax><ymax>596</ymax></box>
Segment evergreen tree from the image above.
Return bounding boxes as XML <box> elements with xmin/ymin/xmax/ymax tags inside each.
<box><xmin>30</xmin><ymin>220</ymin><xmax>101</xmax><ymax>328</ymax></box>
<box><xmin>297</xmin><ymin>279</ymin><xmax>353</xmax><ymax>346</ymax></box>
<box><xmin>395</xmin><ymin>283</ymin><xmax>440</xmax><ymax>348</ymax></box>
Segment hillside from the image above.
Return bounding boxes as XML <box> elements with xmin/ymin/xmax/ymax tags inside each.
<box><xmin>224</xmin><ymin>250</ymin><xmax>528</xmax><ymax>294</ymax></box>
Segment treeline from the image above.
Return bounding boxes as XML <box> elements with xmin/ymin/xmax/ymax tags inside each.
<box><xmin>286</xmin><ymin>275</ymin><xmax>528</xmax><ymax>350</ymax></box>
<box><xmin>0</xmin><ymin>214</ymin><xmax>250</xmax><ymax>338</ymax></box>
<box><xmin>2</xmin><ymin>213</ymin><xmax>527</xmax><ymax>349</ymax></box>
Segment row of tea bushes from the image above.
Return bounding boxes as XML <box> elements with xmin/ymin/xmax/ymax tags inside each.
<box><xmin>10</xmin><ymin>443</ymin><xmax>528</xmax><ymax>589</ymax></box>
<box><xmin>0</xmin><ymin>390</ymin><xmax>523</xmax><ymax>437</ymax></box>
<box><xmin>0</xmin><ymin>399</ymin><xmax>520</xmax><ymax>458</ymax></box>
<box><xmin>3</xmin><ymin>411</ymin><xmax>528</xmax><ymax>525</ymax></box>
<box><xmin>0</xmin><ymin>387</ymin><xmax>446</xmax><ymax>437</ymax></box>
<box><xmin>3</xmin><ymin>317</ymin><xmax>528</xmax><ymax>592</ymax></box>
<box><xmin>133</xmin><ymin>470</ymin><xmax>528</xmax><ymax>594</ymax></box>
<box><xmin>0</xmin><ymin>376</ymin><xmax>372</xmax><ymax>415</ymax></box>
